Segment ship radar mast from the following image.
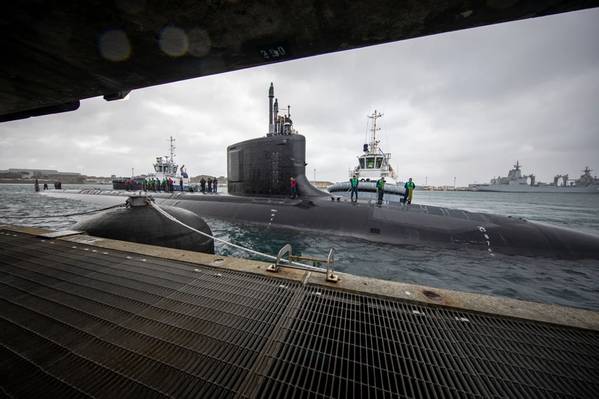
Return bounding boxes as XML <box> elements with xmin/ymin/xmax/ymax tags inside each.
<box><xmin>366</xmin><ymin>110</ymin><xmax>383</xmax><ymax>153</ymax></box>
<box><xmin>153</xmin><ymin>136</ymin><xmax>179</xmax><ymax>175</ymax></box>
<box><xmin>514</xmin><ymin>160</ymin><xmax>521</xmax><ymax>170</ymax></box>
<box><xmin>168</xmin><ymin>136</ymin><xmax>176</xmax><ymax>163</ymax></box>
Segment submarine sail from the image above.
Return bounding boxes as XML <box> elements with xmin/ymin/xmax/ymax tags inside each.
<box><xmin>227</xmin><ymin>83</ymin><xmax>325</xmax><ymax>198</ymax></box>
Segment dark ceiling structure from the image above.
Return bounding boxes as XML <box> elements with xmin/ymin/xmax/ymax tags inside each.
<box><xmin>2</xmin><ymin>0</ymin><xmax>598</xmax><ymax>122</ymax></box>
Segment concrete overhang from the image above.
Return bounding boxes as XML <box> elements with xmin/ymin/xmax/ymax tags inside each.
<box><xmin>2</xmin><ymin>1</ymin><xmax>599</xmax><ymax>122</ymax></box>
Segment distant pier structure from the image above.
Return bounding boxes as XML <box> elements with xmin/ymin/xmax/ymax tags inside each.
<box><xmin>0</xmin><ymin>168</ymin><xmax>84</xmax><ymax>183</ymax></box>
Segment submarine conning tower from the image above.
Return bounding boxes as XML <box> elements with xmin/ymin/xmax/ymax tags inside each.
<box><xmin>227</xmin><ymin>83</ymin><xmax>325</xmax><ymax>197</ymax></box>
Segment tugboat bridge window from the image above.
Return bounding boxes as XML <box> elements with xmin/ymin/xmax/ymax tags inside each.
<box><xmin>376</xmin><ymin>157</ymin><xmax>383</xmax><ymax>168</ymax></box>
<box><xmin>366</xmin><ymin>157</ymin><xmax>375</xmax><ymax>168</ymax></box>
<box><xmin>359</xmin><ymin>158</ymin><xmax>365</xmax><ymax>168</ymax></box>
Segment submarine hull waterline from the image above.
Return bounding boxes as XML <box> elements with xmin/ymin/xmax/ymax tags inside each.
<box><xmin>44</xmin><ymin>190</ymin><xmax>599</xmax><ymax>260</ymax></box>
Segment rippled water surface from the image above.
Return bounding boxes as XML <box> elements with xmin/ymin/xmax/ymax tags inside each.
<box><xmin>1</xmin><ymin>184</ymin><xmax>598</xmax><ymax>311</ymax></box>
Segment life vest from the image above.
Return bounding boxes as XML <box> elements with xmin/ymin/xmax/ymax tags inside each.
<box><xmin>405</xmin><ymin>181</ymin><xmax>415</xmax><ymax>190</ymax></box>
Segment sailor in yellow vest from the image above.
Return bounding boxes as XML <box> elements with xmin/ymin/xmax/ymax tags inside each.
<box><xmin>404</xmin><ymin>177</ymin><xmax>416</xmax><ymax>204</ymax></box>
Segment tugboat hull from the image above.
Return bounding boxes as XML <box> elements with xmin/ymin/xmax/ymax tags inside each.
<box><xmin>328</xmin><ymin>181</ymin><xmax>406</xmax><ymax>202</ymax></box>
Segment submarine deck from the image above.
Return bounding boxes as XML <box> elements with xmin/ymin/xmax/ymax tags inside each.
<box><xmin>1</xmin><ymin>225</ymin><xmax>599</xmax><ymax>398</ymax></box>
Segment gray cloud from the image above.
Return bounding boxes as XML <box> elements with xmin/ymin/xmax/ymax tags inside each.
<box><xmin>1</xmin><ymin>8</ymin><xmax>598</xmax><ymax>186</ymax></box>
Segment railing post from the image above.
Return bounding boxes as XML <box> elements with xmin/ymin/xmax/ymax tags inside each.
<box><xmin>267</xmin><ymin>243</ymin><xmax>292</xmax><ymax>273</ymax></box>
<box><xmin>325</xmin><ymin>248</ymin><xmax>339</xmax><ymax>282</ymax></box>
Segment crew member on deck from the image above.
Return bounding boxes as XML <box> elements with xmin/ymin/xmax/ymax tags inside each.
<box><xmin>213</xmin><ymin>178</ymin><xmax>218</xmax><ymax>193</ymax></box>
<box><xmin>290</xmin><ymin>177</ymin><xmax>298</xmax><ymax>199</ymax></box>
<box><xmin>376</xmin><ymin>177</ymin><xmax>385</xmax><ymax>206</ymax></box>
<box><xmin>208</xmin><ymin>178</ymin><xmax>213</xmax><ymax>193</ymax></box>
<box><xmin>200</xmin><ymin>177</ymin><xmax>206</xmax><ymax>193</ymax></box>
<box><xmin>349</xmin><ymin>175</ymin><xmax>359</xmax><ymax>203</ymax></box>
<box><xmin>404</xmin><ymin>178</ymin><xmax>416</xmax><ymax>204</ymax></box>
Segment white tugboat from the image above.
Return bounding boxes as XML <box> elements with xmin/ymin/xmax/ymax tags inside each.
<box><xmin>112</xmin><ymin>136</ymin><xmax>192</xmax><ymax>191</ymax></box>
<box><xmin>328</xmin><ymin>110</ymin><xmax>405</xmax><ymax>202</ymax></box>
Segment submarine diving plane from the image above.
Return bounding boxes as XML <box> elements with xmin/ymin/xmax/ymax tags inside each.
<box><xmin>46</xmin><ymin>84</ymin><xmax>599</xmax><ymax>260</ymax></box>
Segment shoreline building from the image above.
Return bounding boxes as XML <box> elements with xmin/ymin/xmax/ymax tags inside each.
<box><xmin>0</xmin><ymin>168</ymin><xmax>84</xmax><ymax>183</ymax></box>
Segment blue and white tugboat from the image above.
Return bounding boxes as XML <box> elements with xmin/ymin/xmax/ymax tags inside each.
<box><xmin>328</xmin><ymin>110</ymin><xmax>404</xmax><ymax>202</ymax></box>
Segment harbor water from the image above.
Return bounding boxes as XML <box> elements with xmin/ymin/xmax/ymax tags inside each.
<box><xmin>1</xmin><ymin>183</ymin><xmax>598</xmax><ymax>311</ymax></box>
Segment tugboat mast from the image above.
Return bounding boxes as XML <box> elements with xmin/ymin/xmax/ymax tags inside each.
<box><xmin>367</xmin><ymin>110</ymin><xmax>383</xmax><ymax>153</ymax></box>
<box><xmin>169</xmin><ymin>136</ymin><xmax>176</xmax><ymax>162</ymax></box>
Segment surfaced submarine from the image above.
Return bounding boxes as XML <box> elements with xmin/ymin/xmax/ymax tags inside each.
<box><xmin>47</xmin><ymin>84</ymin><xmax>599</xmax><ymax>260</ymax></box>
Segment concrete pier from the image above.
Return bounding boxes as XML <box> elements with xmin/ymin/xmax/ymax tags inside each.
<box><xmin>1</xmin><ymin>225</ymin><xmax>598</xmax><ymax>398</ymax></box>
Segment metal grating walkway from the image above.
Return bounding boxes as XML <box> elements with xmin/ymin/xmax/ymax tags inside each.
<box><xmin>1</xmin><ymin>230</ymin><xmax>598</xmax><ymax>398</ymax></box>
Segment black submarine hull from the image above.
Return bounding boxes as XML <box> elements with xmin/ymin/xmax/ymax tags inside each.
<box><xmin>166</xmin><ymin>195</ymin><xmax>599</xmax><ymax>259</ymax></box>
<box><xmin>45</xmin><ymin>190</ymin><xmax>599</xmax><ymax>260</ymax></box>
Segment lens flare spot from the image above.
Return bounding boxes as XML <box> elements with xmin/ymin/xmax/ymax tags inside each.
<box><xmin>98</xmin><ymin>29</ymin><xmax>131</xmax><ymax>62</ymax></box>
<box><xmin>159</xmin><ymin>26</ymin><xmax>189</xmax><ymax>57</ymax></box>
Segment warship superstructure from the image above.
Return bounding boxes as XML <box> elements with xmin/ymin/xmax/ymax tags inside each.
<box><xmin>470</xmin><ymin>162</ymin><xmax>599</xmax><ymax>193</ymax></box>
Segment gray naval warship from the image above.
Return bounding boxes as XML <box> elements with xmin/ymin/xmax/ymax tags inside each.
<box><xmin>46</xmin><ymin>84</ymin><xmax>599</xmax><ymax>260</ymax></box>
<box><xmin>470</xmin><ymin>161</ymin><xmax>599</xmax><ymax>193</ymax></box>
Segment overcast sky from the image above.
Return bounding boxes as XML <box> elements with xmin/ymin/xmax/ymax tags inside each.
<box><xmin>1</xmin><ymin>7</ymin><xmax>598</xmax><ymax>186</ymax></box>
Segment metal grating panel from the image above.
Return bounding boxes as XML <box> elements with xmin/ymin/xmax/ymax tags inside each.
<box><xmin>1</xmin><ymin>230</ymin><xmax>599</xmax><ymax>398</ymax></box>
<box><xmin>255</xmin><ymin>286</ymin><xmax>599</xmax><ymax>399</ymax></box>
<box><xmin>0</xmin><ymin>231</ymin><xmax>298</xmax><ymax>398</ymax></box>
